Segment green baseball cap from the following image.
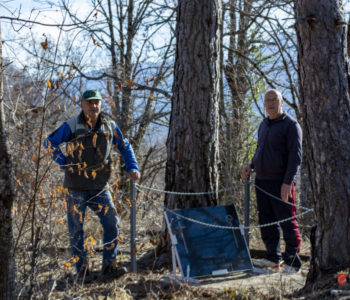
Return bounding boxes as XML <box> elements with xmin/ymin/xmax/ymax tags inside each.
<box><xmin>82</xmin><ymin>90</ymin><xmax>102</xmax><ymax>101</ymax></box>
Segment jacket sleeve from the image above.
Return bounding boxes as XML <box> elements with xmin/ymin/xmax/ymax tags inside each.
<box><xmin>283</xmin><ymin>121</ymin><xmax>302</xmax><ymax>184</ymax></box>
<box><xmin>112</xmin><ymin>125</ymin><xmax>139</xmax><ymax>172</ymax></box>
<box><xmin>43</xmin><ymin>123</ymin><xmax>72</xmax><ymax>169</ymax></box>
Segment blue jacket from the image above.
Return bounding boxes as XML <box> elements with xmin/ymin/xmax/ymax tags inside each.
<box><xmin>251</xmin><ymin>113</ymin><xmax>302</xmax><ymax>185</ymax></box>
<box><xmin>44</xmin><ymin>112</ymin><xmax>138</xmax><ymax>174</ymax></box>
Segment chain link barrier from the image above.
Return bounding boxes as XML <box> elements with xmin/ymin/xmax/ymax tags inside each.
<box><xmin>135</xmin><ymin>181</ymin><xmax>314</xmax><ymax>231</ymax></box>
<box><xmin>136</xmin><ymin>183</ymin><xmax>245</xmax><ymax>196</ymax></box>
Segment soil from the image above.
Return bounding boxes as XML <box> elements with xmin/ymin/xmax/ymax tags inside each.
<box><xmin>17</xmin><ymin>196</ymin><xmax>350</xmax><ymax>299</ymax></box>
<box><xmin>46</xmin><ymin>239</ymin><xmax>312</xmax><ymax>300</ymax></box>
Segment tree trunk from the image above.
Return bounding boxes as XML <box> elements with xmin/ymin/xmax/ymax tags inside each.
<box><xmin>295</xmin><ymin>0</ymin><xmax>350</xmax><ymax>288</ymax></box>
<box><xmin>0</xmin><ymin>23</ymin><xmax>16</xmax><ymax>299</ymax></box>
<box><xmin>299</xmin><ymin>153</ymin><xmax>314</xmax><ymax>234</ymax></box>
<box><xmin>165</xmin><ymin>0</ymin><xmax>222</xmax><ymax>209</ymax></box>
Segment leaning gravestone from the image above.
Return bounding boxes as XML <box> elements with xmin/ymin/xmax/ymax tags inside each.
<box><xmin>165</xmin><ymin>205</ymin><xmax>253</xmax><ymax>279</ymax></box>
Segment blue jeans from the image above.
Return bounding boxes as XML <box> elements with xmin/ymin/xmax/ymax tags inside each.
<box><xmin>67</xmin><ymin>189</ymin><xmax>119</xmax><ymax>272</ymax></box>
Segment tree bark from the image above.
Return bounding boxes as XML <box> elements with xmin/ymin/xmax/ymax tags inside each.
<box><xmin>295</xmin><ymin>0</ymin><xmax>350</xmax><ymax>288</ymax></box>
<box><xmin>0</xmin><ymin>23</ymin><xmax>16</xmax><ymax>299</ymax></box>
<box><xmin>165</xmin><ymin>0</ymin><xmax>222</xmax><ymax>209</ymax></box>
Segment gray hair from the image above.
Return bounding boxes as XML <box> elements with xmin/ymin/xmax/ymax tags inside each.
<box><xmin>265</xmin><ymin>89</ymin><xmax>283</xmax><ymax>102</ymax></box>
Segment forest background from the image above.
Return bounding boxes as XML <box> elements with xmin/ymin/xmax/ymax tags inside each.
<box><xmin>1</xmin><ymin>0</ymin><xmax>350</xmax><ymax>299</ymax></box>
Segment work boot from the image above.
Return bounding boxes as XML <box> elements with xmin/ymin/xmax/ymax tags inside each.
<box><xmin>253</xmin><ymin>258</ymin><xmax>281</xmax><ymax>270</ymax></box>
<box><xmin>101</xmin><ymin>265</ymin><xmax>127</xmax><ymax>279</ymax></box>
<box><xmin>282</xmin><ymin>265</ymin><xmax>299</xmax><ymax>274</ymax></box>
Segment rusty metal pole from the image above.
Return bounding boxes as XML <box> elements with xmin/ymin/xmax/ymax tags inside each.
<box><xmin>130</xmin><ymin>181</ymin><xmax>137</xmax><ymax>272</ymax></box>
<box><xmin>244</xmin><ymin>177</ymin><xmax>251</xmax><ymax>248</ymax></box>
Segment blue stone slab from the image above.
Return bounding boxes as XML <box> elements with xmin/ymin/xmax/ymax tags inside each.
<box><xmin>166</xmin><ymin>205</ymin><xmax>253</xmax><ymax>278</ymax></box>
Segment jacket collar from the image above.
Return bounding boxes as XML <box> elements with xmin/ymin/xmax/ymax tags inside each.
<box><xmin>265</xmin><ymin>112</ymin><xmax>287</xmax><ymax>125</ymax></box>
<box><xmin>78</xmin><ymin>111</ymin><xmax>105</xmax><ymax>129</ymax></box>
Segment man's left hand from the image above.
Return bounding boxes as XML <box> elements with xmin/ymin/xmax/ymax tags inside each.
<box><xmin>128</xmin><ymin>170</ymin><xmax>140</xmax><ymax>182</ymax></box>
<box><xmin>281</xmin><ymin>183</ymin><xmax>292</xmax><ymax>202</ymax></box>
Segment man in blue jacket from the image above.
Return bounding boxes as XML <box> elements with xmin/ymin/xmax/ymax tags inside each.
<box><xmin>242</xmin><ymin>89</ymin><xmax>302</xmax><ymax>274</ymax></box>
<box><xmin>44</xmin><ymin>90</ymin><xmax>140</xmax><ymax>280</ymax></box>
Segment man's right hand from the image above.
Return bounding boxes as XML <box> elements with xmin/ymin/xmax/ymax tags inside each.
<box><xmin>128</xmin><ymin>170</ymin><xmax>140</xmax><ymax>182</ymax></box>
<box><xmin>241</xmin><ymin>166</ymin><xmax>253</xmax><ymax>179</ymax></box>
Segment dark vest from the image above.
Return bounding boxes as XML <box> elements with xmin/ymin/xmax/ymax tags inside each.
<box><xmin>63</xmin><ymin>113</ymin><xmax>115</xmax><ymax>190</ymax></box>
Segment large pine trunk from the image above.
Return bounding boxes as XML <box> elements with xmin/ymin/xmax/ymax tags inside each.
<box><xmin>0</xmin><ymin>23</ymin><xmax>16</xmax><ymax>299</ymax></box>
<box><xmin>295</xmin><ymin>0</ymin><xmax>350</xmax><ymax>287</ymax></box>
<box><xmin>165</xmin><ymin>0</ymin><xmax>222</xmax><ymax>209</ymax></box>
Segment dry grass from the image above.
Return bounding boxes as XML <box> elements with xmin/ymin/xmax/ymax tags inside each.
<box><xmin>13</xmin><ymin>187</ymin><xmax>321</xmax><ymax>300</ymax></box>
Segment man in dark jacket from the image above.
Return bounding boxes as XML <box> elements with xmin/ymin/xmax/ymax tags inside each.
<box><xmin>242</xmin><ymin>89</ymin><xmax>302</xmax><ymax>274</ymax></box>
<box><xmin>44</xmin><ymin>90</ymin><xmax>140</xmax><ymax>280</ymax></box>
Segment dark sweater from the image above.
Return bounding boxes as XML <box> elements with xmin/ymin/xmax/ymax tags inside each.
<box><xmin>251</xmin><ymin>113</ymin><xmax>302</xmax><ymax>184</ymax></box>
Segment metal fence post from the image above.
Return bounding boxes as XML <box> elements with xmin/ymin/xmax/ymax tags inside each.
<box><xmin>244</xmin><ymin>177</ymin><xmax>251</xmax><ymax>248</ymax></box>
<box><xmin>130</xmin><ymin>181</ymin><xmax>137</xmax><ymax>272</ymax></box>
